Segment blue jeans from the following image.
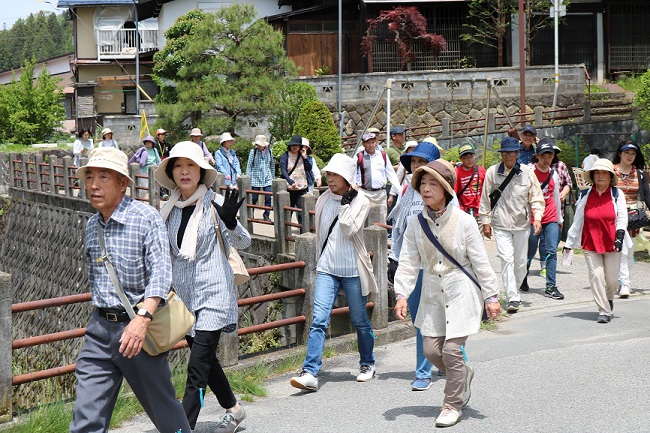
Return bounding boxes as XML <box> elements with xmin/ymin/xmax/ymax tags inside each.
<box><xmin>303</xmin><ymin>272</ymin><xmax>375</xmax><ymax>376</ymax></box>
<box><xmin>406</xmin><ymin>270</ymin><xmax>433</xmax><ymax>380</ymax></box>
<box><xmin>251</xmin><ymin>185</ymin><xmax>272</xmax><ymax>217</ymax></box>
<box><xmin>538</xmin><ymin>225</ymin><xmax>562</xmax><ymax>267</ymax></box>
<box><xmin>528</xmin><ymin>222</ymin><xmax>559</xmax><ymax>288</ymax></box>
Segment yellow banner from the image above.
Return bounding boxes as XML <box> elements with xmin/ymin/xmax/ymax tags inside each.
<box><xmin>140</xmin><ymin>109</ymin><xmax>150</xmax><ymax>139</ymax></box>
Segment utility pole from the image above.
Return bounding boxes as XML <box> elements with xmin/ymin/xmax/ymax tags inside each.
<box><xmin>518</xmin><ymin>0</ymin><xmax>526</xmax><ymax>126</ymax></box>
<box><xmin>133</xmin><ymin>0</ymin><xmax>140</xmax><ymax>113</ymax></box>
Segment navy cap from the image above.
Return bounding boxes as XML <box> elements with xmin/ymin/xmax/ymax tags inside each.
<box><xmin>400</xmin><ymin>142</ymin><xmax>441</xmax><ymax>174</ymax></box>
<box><xmin>522</xmin><ymin>124</ymin><xmax>537</xmax><ymax>135</ymax></box>
<box><xmin>390</xmin><ymin>125</ymin><xmax>405</xmax><ymax>135</ymax></box>
<box><xmin>537</xmin><ymin>137</ymin><xmax>560</xmax><ymax>154</ymax></box>
<box><xmin>621</xmin><ymin>142</ymin><xmax>640</xmax><ymax>152</ymax></box>
<box><xmin>498</xmin><ymin>136</ymin><xmax>520</xmax><ymax>152</ymax></box>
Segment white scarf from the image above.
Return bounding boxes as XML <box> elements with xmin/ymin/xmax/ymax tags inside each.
<box><xmin>160</xmin><ymin>184</ymin><xmax>208</xmax><ymax>261</ymax></box>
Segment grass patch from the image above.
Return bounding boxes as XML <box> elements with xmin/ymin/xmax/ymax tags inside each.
<box><xmin>616</xmin><ymin>74</ymin><xmax>642</xmax><ymax>93</ymax></box>
<box><xmin>3</xmin><ymin>345</ymin><xmax>340</xmax><ymax>432</ymax></box>
<box><xmin>586</xmin><ymin>84</ymin><xmax>609</xmax><ymax>94</ymax></box>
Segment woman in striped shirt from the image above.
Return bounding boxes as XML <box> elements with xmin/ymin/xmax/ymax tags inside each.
<box><xmin>154</xmin><ymin>141</ymin><xmax>251</xmax><ymax>433</ymax></box>
<box><xmin>612</xmin><ymin>140</ymin><xmax>650</xmax><ymax>298</ymax></box>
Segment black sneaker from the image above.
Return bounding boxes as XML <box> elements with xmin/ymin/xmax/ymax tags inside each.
<box><xmin>544</xmin><ymin>287</ymin><xmax>564</xmax><ymax>300</ymax></box>
<box><xmin>519</xmin><ymin>277</ymin><xmax>529</xmax><ymax>292</ymax></box>
<box><xmin>506</xmin><ymin>301</ymin><xmax>520</xmax><ymax>313</ymax></box>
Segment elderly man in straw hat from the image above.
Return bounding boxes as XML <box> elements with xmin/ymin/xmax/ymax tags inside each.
<box><xmin>246</xmin><ymin>134</ymin><xmax>275</xmax><ymax>222</ymax></box>
<box><xmin>290</xmin><ymin>153</ymin><xmax>378</xmax><ymax>392</ymax></box>
<box><xmin>69</xmin><ymin>147</ymin><xmax>191</xmax><ymax>433</ymax></box>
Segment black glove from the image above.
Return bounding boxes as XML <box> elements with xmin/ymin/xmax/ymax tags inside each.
<box><xmin>213</xmin><ymin>188</ymin><xmax>245</xmax><ymax>230</ymax></box>
<box><xmin>387</xmin><ymin>258</ymin><xmax>398</xmax><ymax>285</ymax></box>
<box><xmin>341</xmin><ymin>188</ymin><xmax>358</xmax><ymax>206</ymax></box>
<box><xmin>614</xmin><ymin>229</ymin><xmax>625</xmax><ymax>252</ymax></box>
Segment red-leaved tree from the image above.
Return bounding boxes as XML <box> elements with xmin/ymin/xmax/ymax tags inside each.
<box><xmin>361</xmin><ymin>6</ymin><xmax>447</xmax><ymax>70</ymax></box>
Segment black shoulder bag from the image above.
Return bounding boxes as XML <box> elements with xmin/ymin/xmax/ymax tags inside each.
<box><xmin>539</xmin><ymin>168</ymin><xmax>555</xmax><ymax>191</ymax></box>
<box><xmin>458</xmin><ymin>165</ymin><xmax>478</xmax><ymax>206</ymax></box>
<box><xmin>320</xmin><ymin>216</ymin><xmax>339</xmax><ymax>255</ymax></box>
<box><xmin>489</xmin><ymin>163</ymin><xmax>520</xmax><ymax>209</ymax></box>
<box><xmin>417</xmin><ymin>213</ymin><xmax>481</xmax><ymax>289</ymax></box>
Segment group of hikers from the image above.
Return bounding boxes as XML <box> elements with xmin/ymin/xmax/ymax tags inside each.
<box><xmin>68</xmin><ymin>122</ymin><xmax>648</xmax><ymax>431</ymax></box>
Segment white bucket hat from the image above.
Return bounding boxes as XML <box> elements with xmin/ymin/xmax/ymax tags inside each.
<box><xmin>321</xmin><ymin>153</ymin><xmax>356</xmax><ymax>185</ymax></box>
<box><xmin>101</xmin><ymin>128</ymin><xmax>113</xmax><ymax>138</ymax></box>
<box><xmin>154</xmin><ymin>141</ymin><xmax>218</xmax><ymax>190</ymax></box>
<box><xmin>189</xmin><ymin>128</ymin><xmax>203</xmax><ymax>137</ymax></box>
<box><xmin>77</xmin><ymin>147</ymin><xmax>134</xmax><ymax>185</ymax></box>
<box><xmin>586</xmin><ymin>158</ymin><xmax>618</xmax><ymax>186</ymax></box>
<box><xmin>220</xmin><ymin>132</ymin><xmax>235</xmax><ymax>143</ymax></box>
<box><xmin>253</xmin><ymin>135</ymin><xmax>269</xmax><ymax>147</ymax></box>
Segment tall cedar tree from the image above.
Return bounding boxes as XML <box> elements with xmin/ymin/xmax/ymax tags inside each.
<box><xmin>361</xmin><ymin>6</ymin><xmax>447</xmax><ymax>71</ymax></box>
<box><xmin>152</xmin><ymin>5</ymin><xmax>297</xmax><ymax>139</ymax></box>
<box><xmin>293</xmin><ymin>100</ymin><xmax>343</xmax><ymax>163</ymax></box>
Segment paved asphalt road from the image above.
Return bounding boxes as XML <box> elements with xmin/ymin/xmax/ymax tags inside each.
<box><xmin>111</xmin><ymin>238</ymin><xmax>650</xmax><ymax>433</ymax></box>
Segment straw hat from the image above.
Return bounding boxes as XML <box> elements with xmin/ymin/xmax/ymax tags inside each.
<box><xmin>77</xmin><ymin>147</ymin><xmax>134</xmax><ymax>185</ymax></box>
<box><xmin>154</xmin><ymin>141</ymin><xmax>218</xmax><ymax>190</ymax></box>
<box><xmin>412</xmin><ymin>159</ymin><xmax>457</xmax><ymax>197</ymax></box>
<box><xmin>189</xmin><ymin>128</ymin><xmax>203</xmax><ymax>137</ymax></box>
<box><xmin>322</xmin><ymin>153</ymin><xmax>356</xmax><ymax>185</ymax></box>
<box><xmin>586</xmin><ymin>158</ymin><xmax>617</xmax><ymax>186</ymax></box>
<box><xmin>101</xmin><ymin>128</ymin><xmax>113</xmax><ymax>139</ymax></box>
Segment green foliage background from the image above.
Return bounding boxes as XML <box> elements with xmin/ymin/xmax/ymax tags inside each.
<box><xmin>152</xmin><ymin>5</ymin><xmax>297</xmax><ymax>140</ymax></box>
<box><xmin>0</xmin><ymin>61</ymin><xmax>65</xmax><ymax>144</ymax></box>
<box><xmin>633</xmin><ymin>69</ymin><xmax>650</xmax><ymax>131</ymax></box>
<box><xmin>293</xmin><ymin>100</ymin><xmax>343</xmax><ymax>163</ymax></box>
<box><xmin>267</xmin><ymin>81</ymin><xmax>318</xmax><ymax>142</ymax></box>
<box><xmin>0</xmin><ymin>12</ymin><xmax>73</xmax><ymax>71</ymax></box>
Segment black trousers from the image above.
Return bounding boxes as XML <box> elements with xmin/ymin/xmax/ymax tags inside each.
<box><xmin>289</xmin><ymin>188</ymin><xmax>308</xmax><ymax>225</ymax></box>
<box><xmin>183</xmin><ymin>329</ymin><xmax>237</xmax><ymax>429</ymax></box>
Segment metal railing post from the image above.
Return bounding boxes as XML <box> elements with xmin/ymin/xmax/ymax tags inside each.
<box><xmin>0</xmin><ymin>271</ymin><xmax>12</xmax><ymax>422</ymax></box>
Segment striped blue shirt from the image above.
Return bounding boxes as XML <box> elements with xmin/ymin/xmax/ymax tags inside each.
<box><xmin>245</xmin><ymin>148</ymin><xmax>275</xmax><ymax>187</ymax></box>
<box><xmin>166</xmin><ymin>191</ymin><xmax>251</xmax><ymax>335</ymax></box>
<box><xmin>85</xmin><ymin>196</ymin><xmax>171</xmax><ymax>309</ymax></box>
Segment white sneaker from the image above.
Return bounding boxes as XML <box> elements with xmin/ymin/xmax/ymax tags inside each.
<box><xmin>435</xmin><ymin>405</ymin><xmax>462</xmax><ymax>427</ymax></box>
<box><xmin>356</xmin><ymin>365</ymin><xmax>376</xmax><ymax>382</ymax></box>
<box><xmin>619</xmin><ymin>284</ymin><xmax>630</xmax><ymax>298</ymax></box>
<box><xmin>290</xmin><ymin>370</ymin><xmax>318</xmax><ymax>391</ymax></box>
<box><xmin>462</xmin><ymin>364</ymin><xmax>474</xmax><ymax>407</ymax></box>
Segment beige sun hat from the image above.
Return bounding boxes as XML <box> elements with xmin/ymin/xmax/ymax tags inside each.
<box><xmin>322</xmin><ymin>153</ymin><xmax>356</xmax><ymax>185</ymax></box>
<box><xmin>189</xmin><ymin>128</ymin><xmax>203</xmax><ymax>137</ymax></box>
<box><xmin>404</xmin><ymin>140</ymin><xmax>418</xmax><ymax>152</ymax></box>
<box><xmin>154</xmin><ymin>141</ymin><xmax>218</xmax><ymax>190</ymax></box>
<box><xmin>253</xmin><ymin>134</ymin><xmax>269</xmax><ymax>147</ymax></box>
<box><xmin>411</xmin><ymin>159</ymin><xmax>457</xmax><ymax>196</ymax></box>
<box><xmin>77</xmin><ymin>147</ymin><xmax>134</xmax><ymax>185</ymax></box>
<box><xmin>220</xmin><ymin>132</ymin><xmax>235</xmax><ymax>143</ymax></box>
<box><xmin>101</xmin><ymin>128</ymin><xmax>113</xmax><ymax>138</ymax></box>
<box><xmin>586</xmin><ymin>158</ymin><xmax>618</xmax><ymax>186</ymax></box>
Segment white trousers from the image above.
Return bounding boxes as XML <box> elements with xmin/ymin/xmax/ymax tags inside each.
<box><xmin>619</xmin><ymin>239</ymin><xmax>632</xmax><ymax>288</ymax></box>
<box><xmin>493</xmin><ymin>228</ymin><xmax>530</xmax><ymax>303</ymax></box>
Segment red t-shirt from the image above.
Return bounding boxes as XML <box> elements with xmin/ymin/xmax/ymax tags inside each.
<box><xmin>454</xmin><ymin>164</ymin><xmax>486</xmax><ymax>212</ymax></box>
<box><xmin>582</xmin><ymin>187</ymin><xmax>616</xmax><ymax>253</ymax></box>
<box><xmin>533</xmin><ymin>166</ymin><xmax>558</xmax><ymax>224</ymax></box>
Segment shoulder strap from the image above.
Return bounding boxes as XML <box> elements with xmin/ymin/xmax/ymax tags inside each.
<box><xmin>287</xmin><ymin>154</ymin><xmax>302</xmax><ymax>177</ymax></box>
<box><xmin>97</xmin><ymin>224</ymin><xmax>136</xmax><ymax>319</ymax></box>
<box><xmin>458</xmin><ymin>166</ymin><xmax>477</xmax><ymax>198</ymax></box>
<box><xmin>498</xmin><ymin>163</ymin><xmax>520</xmax><ymax>193</ymax></box>
<box><xmin>540</xmin><ymin>168</ymin><xmax>554</xmax><ymax>191</ymax></box>
<box><xmin>417</xmin><ymin>213</ymin><xmax>481</xmax><ymax>289</ymax></box>
<box><xmin>320</xmin><ymin>215</ymin><xmax>339</xmax><ymax>255</ymax></box>
<box><xmin>382</xmin><ymin>150</ymin><xmax>387</xmax><ymax>166</ymax></box>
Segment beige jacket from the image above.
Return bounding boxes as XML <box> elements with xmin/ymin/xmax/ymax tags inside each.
<box><xmin>394</xmin><ymin>206</ymin><xmax>499</xmax><ymax>339</ymax></box>
<box><xmin>315</xmin><ymin>189</ymin><xmax>378</xmax><ymax>296</ymax></box>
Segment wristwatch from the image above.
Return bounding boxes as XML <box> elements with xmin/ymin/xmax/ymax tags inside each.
<box><xmin>137</xmin><ymin>308</ymin><xmax>153</xmax><ymax>321</ymax></box>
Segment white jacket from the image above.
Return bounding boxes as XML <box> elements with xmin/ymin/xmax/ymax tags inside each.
<box><xmin>565</xmin><ymin>186</ymin><xmax>632</xmax><ymax>250</ymax></box>
<box><xmin>394</xmin><ymin>206</ymin><xmax>499</xmax><ymax>339</ymax></box>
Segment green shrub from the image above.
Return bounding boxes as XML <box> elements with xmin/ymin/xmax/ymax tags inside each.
<box><xmin>293</xmin><ymin>100</ymin><xmax>343</xmax><ymax>162</ymax></box>
<box><xmin>633</xmin><ymin>69</ymin><xmax>650</xmax><ymax>129</ymax></box>
<box><xmin>268</xmin><ymin>81</ymin><xmax>318</xmax><ymax>142</ymax></box>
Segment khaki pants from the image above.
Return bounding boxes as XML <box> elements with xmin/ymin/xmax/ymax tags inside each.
<box><xmin>583</xmin><ymin>251</ymin><xmax>621</xmax><ymax>316</ymax></box>
<box><xmin>423</xmin><ymin>335</ymin><xmax>468</xmax><ymax>410</ymax></box>
<box><xmin>361</xmin><ymin>188</ymin><xmax>387</xmax><ymax>223</ymax></box>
